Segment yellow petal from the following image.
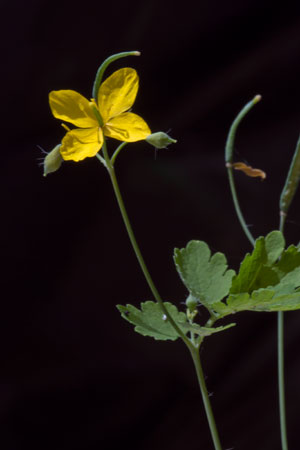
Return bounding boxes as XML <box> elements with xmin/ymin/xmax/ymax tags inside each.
<box><xmin>49</xmin><ymin>90</ymin><xmax>98</xmax><ymax>128</ymax></box>
<box><xmin>98</xmin><ymin>68</ymin><xmax>139</xmax><ymax>122</ymax></box>
<box><xmin>60</xmin><ymin>127</ymin><xmax>103</xmax><ymax>162</ymax></box>
<box><xmin>104</xmin><ymin>112</ymin><xmax>151</xmax><ymax>142</ymax></box>
<box><xmin>232</xmin><ymin>162</ymin><xmax>266</xmax><ymax>180</ymax></box>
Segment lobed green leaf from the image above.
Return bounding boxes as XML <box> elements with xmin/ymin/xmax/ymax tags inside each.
<box><xmin>117</xmin><ymin>301</ymin><xmax>184</xmax><ymax>341</ymax></box>
<box><xmin>227</xmin><ymin>288</ymin><xmax>300</xmax><ymax>313</ymax></box>
<box><xmin>117</xmin><ymin>301</ymin><xmax>236</xmax><ymax>341</ymax></box>
<box><xmin>230</xmin><ymin>231</ymin><xmax>285</xmax><ymax>295</ymax></box>
<box><xmin>174</xmin><ymin>240</ymin><xmax>235</xmax><ymax>307</ymax></box>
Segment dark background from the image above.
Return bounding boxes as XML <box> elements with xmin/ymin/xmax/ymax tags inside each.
<box><xmin>2</xmin><ymin>0</ymin><xmax>300</xmax><ymax>449</ymax></box>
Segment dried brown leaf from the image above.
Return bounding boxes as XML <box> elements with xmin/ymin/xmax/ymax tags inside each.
<box><xmin>232</xmin><ymin>162</ymin><xmax>266</xmax><ymax>180</ymax></box>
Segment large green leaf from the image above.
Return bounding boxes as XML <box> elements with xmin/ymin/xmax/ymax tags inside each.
<box><xmin>117</xmin><ymin>301</ymin><xmax>235</xmax><ymax>341</ymax></box>
<box><xmin>173</xmin><ymin>231</ymin><xmax>300</xmax><ymax>318</ymax></box>
<box><xmin>212</xmin><ymin>231</ymin><xmax>300</xmax><ymax>315</ymax></box>
<box><xmin>230</xmin><ymin>231</ymin><xmax>285</xmax><ymax>295</ymax></box>
<box><xmin>226</xmin><ymin>288</ymin><xmax>300</xmax><ymax>312</ymax></box>
<box><xmin>117</xmin><ymin>302</ymin><xmax>184</xmax><ymax>341</ymax></box>
<box><xmin>174</xmin><ymin>240</ymin><xmax>235</xmax><ymax>307</ymax></box>
<box><xmin>265</xmin><ymin>230</ymin><xmax>285</xmax><ymax>264</ymax></box>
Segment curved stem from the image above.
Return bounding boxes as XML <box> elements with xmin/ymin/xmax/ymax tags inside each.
<box><xmin>189</xmin><ymin>346</ymin><xmax>223</xmax><ymax>450</ymax></box>
<box><xmin>111</xmin><ymin>142</ymin><xmax>127</xmax><ymax>165</ymax></box>
<box><xmin>96</xmin><ymin>141</ymin><xmax>192</xmax><ymax>348</ymax></box>
<box><xmin>226</xmin><ymin>167</ymin><xmax>255</xmax><ymax>246</ymax></box>
<box><xmin>92</xmin><ymin>51</ymin><xmax>140</xmax><ymax>99</ymax></box>
<box><xmin>225</xmin><ymin>95</ymin><xmax>261</xmax><ymax>246</ymax></box>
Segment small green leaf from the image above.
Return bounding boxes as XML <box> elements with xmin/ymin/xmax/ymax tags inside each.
<box><xmin>275</xmin><ymin>245</ymin><xmax>300</xmax><ymax>280</ymax></box>
<box><xmin>230</xmin><ymin>237</ymin><xmax>266</xmax><ymax>294</ymax></box>
<box><xmin>210</xmin><ymin>301</ymin><xmax>233</xmax><ymax>316</ymax></box>
<box><xmin>230</xmin><ymin>231</ymin><xmax>285</xmax><ymax>295</ymax></box>
<box><xmin>174</xmin><ymin>240</ymin><xmax>235</xmax><ymax>307</ymax></box>
<box><xmin>226</xmin><ymin>287</ymin><xmax>300</xmax><ymax>313</ymax></box>
<box><xmin>181</xmin><ymin>321</ymin><xmax>236</xmax><ymax>336</ymax></box>
<box><xmin>227</xmin><ymin>292</ymin><xmax>252</xmax><ymax>311</ymax></box>
<box><xmin>117</xmin><ymin>301</ymin><xmax>186</xmax><ymax>341</ymax></box>
<box><xmin>265</xmin><ymin>231</ymin><xmax>285</xmax><ymax>264</ymax></box>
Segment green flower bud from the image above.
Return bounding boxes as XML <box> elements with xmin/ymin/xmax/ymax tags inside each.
<box><xmin>43</xmin><ymin>144</ymin><xmax>63</xmax><ymax>177</ymax></box>
<box><xmin>186</xmin><ymin>294</ymin><xmax>198</xmax><ymax>312</ymax></box>
<box><xmin>146</xmin><ymin>132</ymin><xmax>177</xmax><ymax>149</ymax></box>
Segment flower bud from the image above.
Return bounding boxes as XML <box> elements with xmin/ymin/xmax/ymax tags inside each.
<box><xmin>43</xmin><ymin>144</ymin><xmax>63</xmax><ymax>176</ymax></box>
<box><xmin>186</xmin><ymin>294</ymin><xmax>198</xmax><ymax>312</ymax></box>
<box><xmin>146</xmin><ymin>132</ymin><xmax>177</xmax><ymax>149</ymax></box>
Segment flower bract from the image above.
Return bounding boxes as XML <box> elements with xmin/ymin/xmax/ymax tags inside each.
<box><xmin>49</xmin><ymin>68</ymin><xmax>151</xmax><ymax>162</ymax></box>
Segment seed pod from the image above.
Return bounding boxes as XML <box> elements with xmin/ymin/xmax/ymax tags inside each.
<box><xmin>280</xmin><ymin>135</ymin><xmax>300</xmax><ymax>215</ymax></box>
<box><xmin>43</xmin><ymin>144</ymin><xmax>63</xmax><ymax>176</ymax></box>
<box><xmin>146</xmin><ymin>132</ymin><xmax>177</xmax><ymax>149</ymax></box>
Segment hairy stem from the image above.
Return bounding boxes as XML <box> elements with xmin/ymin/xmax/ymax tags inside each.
<box><xmin>189</xmin><ymin>346</ymin><xmax>223</xmax><ymax>450</ymax></box>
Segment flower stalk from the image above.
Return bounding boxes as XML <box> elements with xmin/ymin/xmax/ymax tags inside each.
<box><xmin>276</xmin><ymin>134</ymin><xmax>300</xmax><ymax>450</ymax></box>
<box><xmin>224</xmin><ymin>95</ymin><xmax>261</xmax><ymax>246</ymax></box>
<box><xmin>97</xmin><ymin>140</ymin><xmax>192</xmax><ymax>348</ymax></box>
<box><xmin>98</xmin><ymin>139</ymin><xmax>223</xmax><ymax>450</ymax></box>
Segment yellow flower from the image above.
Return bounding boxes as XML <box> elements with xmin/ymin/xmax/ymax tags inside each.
<box><xmin>49</xmin><ymin>68</ymin><xmax>151</xmax><ymax>162</ymax></box>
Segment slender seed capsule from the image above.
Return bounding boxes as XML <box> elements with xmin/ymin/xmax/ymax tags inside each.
<box><xmin>280</xmin><ymin>135</ymin><xmax>300</xmax><ymax>215</ymax></box>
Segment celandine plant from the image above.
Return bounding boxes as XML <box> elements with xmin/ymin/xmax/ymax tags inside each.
<box><xmin>44</xmin><ymin>51</ymin><xmax>300</xmax><ymax>450</ymax></box>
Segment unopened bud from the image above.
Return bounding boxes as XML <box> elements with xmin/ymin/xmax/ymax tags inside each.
<box><xmin>43</xmin><ymin>144</ymin><xmax>63</xmax><ymax>176</ymax></box>
<box><xmin>146</xmin><ymin>132</ymin><xmax>177</xmax><ymax>149</ymax></box>
<box><xmin>186</xmin><ymin>294</ymin><xmax>198</xmax><ymax>312</ymax></box>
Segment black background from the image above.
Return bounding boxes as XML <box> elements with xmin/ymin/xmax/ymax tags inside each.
<box><xmin>2</xmin><ymin>0</ymin><xmax>300</xmax><ymax>449</ymax></box>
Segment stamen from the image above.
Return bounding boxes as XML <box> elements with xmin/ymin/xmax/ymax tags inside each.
<box><xmin>61</xmin><ymin>123</ymin><xmax>71</xmax><ymax>131</ymax></box>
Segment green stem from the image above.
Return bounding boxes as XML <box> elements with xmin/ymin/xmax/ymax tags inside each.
<box><xmin>111</xmin><ymin>142</ymin><xmax>127</xmax><ymax>165</ymax></box>
<box><xmin>278</xmin><ymin>310</ymin><xmax>288</xmax><ymax>450</ymax></box>
<box><xmin>225</xmin><ymin>95</ymin><xmax>261</xmax><ymax>246</ymax></box>
<box><xmin>225</xmin><ymin>95</ymin><xmax>261</xmax><ymax>163</ymax></box>
<box><xmin>189</xmin><ymin>346</ymin><xmax>223</xmax><ymax>450</ymax></box>
<box><xmin>96</xmin><ymin>141</ymin><xmax>191</xmax><ymax>348</ymax></box>
<box><xmin>226</xmin><ymin>167</ymin><xmax>255</xmax><ymax>246</ymax></box>
<box><xmin>92</xmin><ymin>51</ymin><xmax>140</xmax><ymax>100</ymax></box>
<box><xmin>276</xmin><ymin>134</ymin><xmax>300</xmax><ymax>450</ymax></box>
<box><xmin>280</xmin><ymin>134</ymin><xmax>300</xmax><ymax>216</ymax></box>
<box><xmin>225</xmin><ymin>96</ymin><xmax>289</xmax><ymax>450</ymax></box>
<box><xmin>97</xmin><ymin>140</ymin><xmax>224</xmax><ymax>450</ymax></box>
<box><xmin>277</xmin><ymin>134</ymin><xmax>300</xmax><ymax>450</ymax></box>
<box><xmin>278</xmin><ymin>218</ymin><xmax>288</xmax><ymax>450</ymax></box>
